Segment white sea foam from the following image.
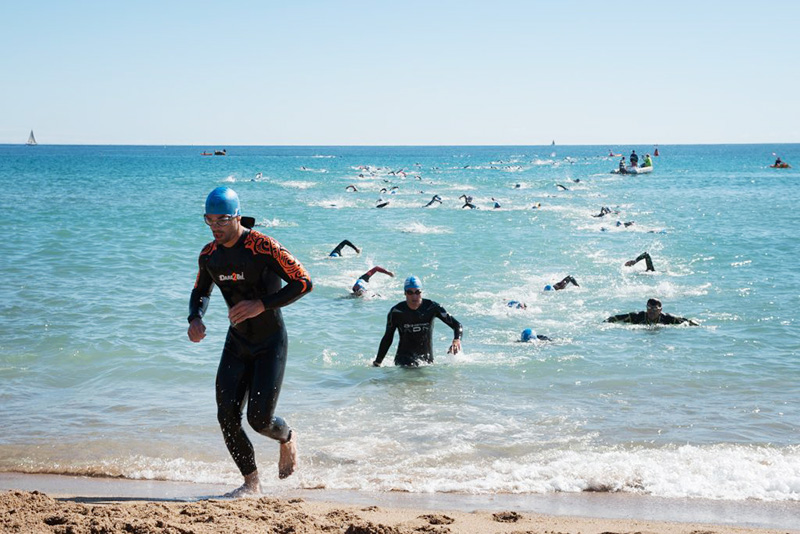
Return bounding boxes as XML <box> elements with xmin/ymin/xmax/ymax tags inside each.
<box><xmin>280</xmin><ymin>180</ymin><xmax>317</xmax><ymax>189</ymax></box>
<box><xmin>400</xmin><ymin>222</ymin><xmax>452</xmax><ymax>234</ymax></box>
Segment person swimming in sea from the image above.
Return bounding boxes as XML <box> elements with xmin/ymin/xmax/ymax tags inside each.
<box><xmin>352</xmin><ymin>266</ymin><xmax>394</xmax><ymax>297</ymax></box>
<box><xmin>507</xmin><ymin>300</ymin><xmax>527</xmax><ymax>309</ymax></box>
<box><xmin>544</xmin><ymin>275</ymin><xmax>579</xmax><ymax>292</ymax></box>
<box><xmin>605</xmin><ymin>298</ymin><xmax>698</xmax><ymax>325</ymax></box>
<box><xmin>518</xmin><ymin>328</ymin><xmax>551</xmax><ymax>342</ymax></box>
<box><xmin>459</xmin><ymin>194</ymin><xmax>477</xmax><ymax>209</ymax></box>
<box><xmin>329</xmin><ymin>240</ymin><xmax>360</xmax><ymax>257</ymax></box>
<box><xmin>424</xmin><ymin>194</ymin><xmax>443</xmax><ymax>207</ymax></box>
<box><xmin>625</xmin><ymin>251</ymin><xmax>654</xmax><ymax>271</ymax></box>
<box><xmin>592</xmin><ymin>206</ymin><xmax>617</xmax><ymax>218</ymax></box>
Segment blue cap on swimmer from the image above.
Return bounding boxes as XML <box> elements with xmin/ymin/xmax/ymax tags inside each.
<box><xmin>353</xmin><ymin>279</ymin><xmax>367</xmax><ymax>294</ymax></box>
<box><xmin>404</xmin><ymin>275</ymin><xmax>422</xmax><ymax>291</ymax></box>
<box><xmin>544</xmin><ymin>284</ymin><xmax>553</xmax><ymax>291</ymax></box>
<box><xmin>521</xmin><ymin>328</ymin><xmax>535</xmax><ymax>342</ymax></box>
<box><xmin>329</xmin><ymin>251</ymin><xmax>340</xmax><ymax>258</ymax></box>
<box><xmin>205</xmin><ymin>186</ymin><xmax>240</xmax><ymax>216</ymax></box>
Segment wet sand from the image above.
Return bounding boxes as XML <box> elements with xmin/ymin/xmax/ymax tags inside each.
<box><xmin>2</xmin><ymin>473</ymin><xmax>797</xmax><ymax>534</ymax></box>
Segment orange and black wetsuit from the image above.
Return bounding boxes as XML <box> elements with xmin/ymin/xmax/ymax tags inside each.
<box><xmin>374</xmin><ymin>299</ymin><xmax>462</xmax><ymax>366</ymax></box>
<box><xmin>188</xmin><ymin>229</ymin><xmax>312</xmax><ymax>476</ymax></box>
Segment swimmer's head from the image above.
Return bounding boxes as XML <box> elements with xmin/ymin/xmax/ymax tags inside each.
<box><xmin>205</xmin><ymin>187</ymin><xmax>240</xmax><ymax>216</ymax></box>
<box><xmin>329</xmin><ymin>252</ymin><xmax>340</xmax><ymax>258</ymax></box>
<box><xmin>353</xmin><ymin>279</ymin><xmax>367</xmax><ymax>295</ymax></box>
<box><xmin>404</xmin><ymin>276</ymin><xmax>422</xmax><ymax>291</ymax></box>
<box><xmin>544</xmin><ymin>284</ymin><xmax>553</xmax><ymax>291</ymax></box>
<box><xmin>521</xmin><ymin>328</ymin><xmax>535</xmax><ymax>342</ymax></box>
<box><xmin>646</xmin><ymin>298</ymin><xmax>662</xmax><ymax>310</ymax></box>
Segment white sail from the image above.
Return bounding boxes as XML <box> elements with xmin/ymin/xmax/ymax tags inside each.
<box><xmin>27</xmin><ymin>130</ymin><xmax>37</xmax><ymax>145</ymax></box>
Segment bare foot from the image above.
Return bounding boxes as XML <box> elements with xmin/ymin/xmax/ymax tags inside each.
<box><xmin>278</xmin><ymin>432</ymin><xmax>297</xmax><ymax>479</ymax></box>
<box><xmin>223</xmin><ymin>471</ymin><xmax>261</xmax><ymax>498</ymax></box>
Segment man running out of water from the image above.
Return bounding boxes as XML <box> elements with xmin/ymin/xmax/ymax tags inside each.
<box><xmin>329</xmin><ymin>239</ymin><xmax>360</xmax><ymax>257</ymax></box>
<box><xmin>187</xmin><ymin>187</ymin><xmax>313</xmax><ymax>497</ymax></box>
<box><xmin>352</xmin><ymin>266</ymin><xmax>394</xmax><ymax>296</ymax></box>
<box><xmin>605</xmin><ymin>298</ymin><xmax>698</xmax><ymax>325</ymax></box>
<box><xmin>373</xmin><ymin>276</ymin><xmax>463</xmax><ymax>367</ymax></box>
<box><xmin>625</xmin><ymin>251</ymin><xmax>655</xmax><ymax>271</ymax></box>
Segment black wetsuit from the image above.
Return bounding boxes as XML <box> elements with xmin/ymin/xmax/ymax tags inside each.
<box><xmin>605</xmin><ymin>311</ymin><xmax>696</xmax><ymax>325</ymax></box>
<box><xmin>632</xmin><ymin>252</ymin><xmax>655</xmax><ymax>272</ymax></box>
<box><xmin>330</xmin><ymin>239</ymin><xmax>358</xmax><ymax>257</ymax></box>
<box><xmin>188</xmin><ymin>229</ymin><xmax>312</xmax><ymax>476</ymax></box>
<box><xmin>375</xmin><ymin>299</ymin><xmax>463</xmax><ymax>366</ymax></box>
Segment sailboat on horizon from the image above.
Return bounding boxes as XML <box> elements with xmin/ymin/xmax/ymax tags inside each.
<box><xmin>27</xmin><ymin>130</ymin><xmax>37</xmax><ymax>146</ymax></box>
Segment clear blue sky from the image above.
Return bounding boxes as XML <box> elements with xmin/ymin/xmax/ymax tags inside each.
<box><xmin>2</xmin><ymin>1</ymin><xmax>798</xmax><ymax>145</ymax></box>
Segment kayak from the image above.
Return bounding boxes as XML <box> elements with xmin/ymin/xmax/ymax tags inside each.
<box><xmin>770</xmin><ymin>163</ymin><xmax>791</xmax><ymax>168</ymax></box>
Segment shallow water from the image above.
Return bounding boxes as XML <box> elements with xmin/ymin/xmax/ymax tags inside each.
<box><xmin>1</xmin><ymin>144</ymin><xmax>798</xmax><ymax>501</ymax></box>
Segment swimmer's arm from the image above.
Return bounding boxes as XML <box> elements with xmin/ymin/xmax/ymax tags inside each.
<box><xmin>259</xmin><ymin>239</ymin><xmax>314</xmax><ymax>310</ymax></box>
<box><xmin>663</xmin><ymin>314</ymin><xmax>699</xmax><ymax>326</ymax></box>
<box><xmin>625</xmin><ymin>252</ymin><xmax>655</xmax><ymax>271</ymax></box>
<box><xmin>605</xmin><ymin>313</ymin><xmax>633</xmax><ymax>323</ymax></box>
<box><xmin>373</xmin><ymin>313</ymin><xmax>396</xmax><ymax>366</ymax></box>
<box><xmin>188</xmin><ymin>257</ymin><xmax>213</xmax><ymax>323</ymax></box>
<box><xmin>365</xmin><ymin>266</ymin><xmax>394</xmax><ymax>278</ymax></box>
<box><xmin>342</xmin><ymin>240</ymin><xmax>360</xmax><ymax>253</ymax></box>
<box><xmin>435</xmin><ymin>304</ymin><xmax>463</xmax><ymax>346</ymax></box>
<box><xmin>188</xmin><ymin>258</ymin><xmax>213</xmax><ymax>341</ymax></box>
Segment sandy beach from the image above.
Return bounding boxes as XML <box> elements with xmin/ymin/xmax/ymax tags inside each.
<box><xmin>2</xmin><ymin>473</ymin><xmax>797</xmax><ymax>534</ymax></box>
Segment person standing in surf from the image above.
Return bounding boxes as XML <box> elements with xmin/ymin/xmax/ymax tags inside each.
<box><xmin>372</xmin><ymin>276</ymin><xmax>463</xmax><ymax>367</ymax></box>
<box><xmin>187</xmin><ymin>186</ymin><xmax>313</xmax><ymax>497</ymax></box>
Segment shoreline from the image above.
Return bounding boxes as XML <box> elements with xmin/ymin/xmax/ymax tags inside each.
<box><xmin>2</xmin><ymin>472</ymin><xmax>797</xmax><ymax>533</ymax></box>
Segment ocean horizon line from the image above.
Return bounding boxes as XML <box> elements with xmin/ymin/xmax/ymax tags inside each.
<box><xmin>3</xmin><ymin>141</ymin><xmax>800</xmax><ymax>148</ymax></box>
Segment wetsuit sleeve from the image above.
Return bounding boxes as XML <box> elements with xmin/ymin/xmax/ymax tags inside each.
<box><xmin>188</xmin><ymin>247</ymin><xmax>214</xmax><ymax>323</ymax></box>
<box><xmin>661</xmin><ymin>313</ymin><xmax>698</xmax><ymax>326</ymax></box>
<box><xmin>605</xmin><ymin>313</ymin><xmax>633</xmax><ymax>323</ymax></box>
<box><xmin>435</xmin><ymin>303</ymin><xmax>463</xmax><ymax>340</ymax></box>
<box><xmin>635</xmin><ymin>252</ymin><xmax>655</xmax><ymax>271</ymax></box>
<box><xmin>374</xmin><ymin>309</ymin><xmax>397</xmax><ymax>365</ymax></box>
<box><xmin>255</xmin><ymin>237</ymin><xmax>313</xmax><ymax>309</ymax></box>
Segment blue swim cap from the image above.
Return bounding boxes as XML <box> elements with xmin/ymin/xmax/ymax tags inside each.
<box><xmin>521</xmin><ymin>328</ymin><xmax>535</xmax><ymax>342</ymax></box>
<box><xmin>404</xmin><ymin>276</ymin><xmax>422</xmax><ymax>291</ymax></box>
<box><xmin>353</xmin><ymin>279</ymin><xmax>367</xmax><ymax>294</ymax></box>
<box><xmin>329</xmin><ymin>252</ymin><xmax>340</xmax><ymax>257</ymax></box>
<box><xmin>544</xmin><ymin>285</ymin><xmax>553</xmax><ymax>291</ymax></box>
<box><xmin>205</xmin><ymin>187</ymin><xmax>240</xmax><ymax>216</ymax></box>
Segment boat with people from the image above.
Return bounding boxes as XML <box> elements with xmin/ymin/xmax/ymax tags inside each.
<box><xmin>214</xmin><ymin>149</ymin><xmax>227</xmax><ymax>156</ymax></box>
<box><xmin>612</xmin><ymin>165</ymin><xmax>653</xmax><ymax>175</ymax></box>
<box><xmin>770</xmin><ymin>162</ymin><xmax>791</xmax><ymax>168</ymax></box>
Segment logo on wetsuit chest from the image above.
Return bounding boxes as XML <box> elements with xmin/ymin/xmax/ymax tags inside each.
<box><xmin>219</xmin><ymin>272</ymin><xmax>246</xmax><ymax>282</ymax></box>
<box><xmin>401</xmin><ymin>323</ymin><xmax>430</xmax><ymax>334</ymax></box>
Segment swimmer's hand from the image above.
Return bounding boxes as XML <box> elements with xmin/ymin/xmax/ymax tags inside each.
<box><xmin>372</xmin><ymin>360</ymin><xmax>381</xmax><ymax>367</ymax></box>
<box><xmin>188</xmin><ymin>318</ymin><xmax>206</xmax><ymax>342</ymax></box>
<box><xmin>447</xmin><ymin>339</ymin><xmax>461</xmax><ymax>355</ymax></box>
<box><xmin>229</xmin><ymin>300</ymin><xmax>266</xmax><ymax>325</ymax></box>
<box><xmin>624</xmin><ymin>260</ymin><xmax>636</xmax><ymax>267</ymax></box>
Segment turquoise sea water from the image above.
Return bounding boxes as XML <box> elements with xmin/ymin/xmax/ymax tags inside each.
<box><xmin>0</xmin><ymin>144</ymin><xmax>798</xmax><ymax>502</ymax></box>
